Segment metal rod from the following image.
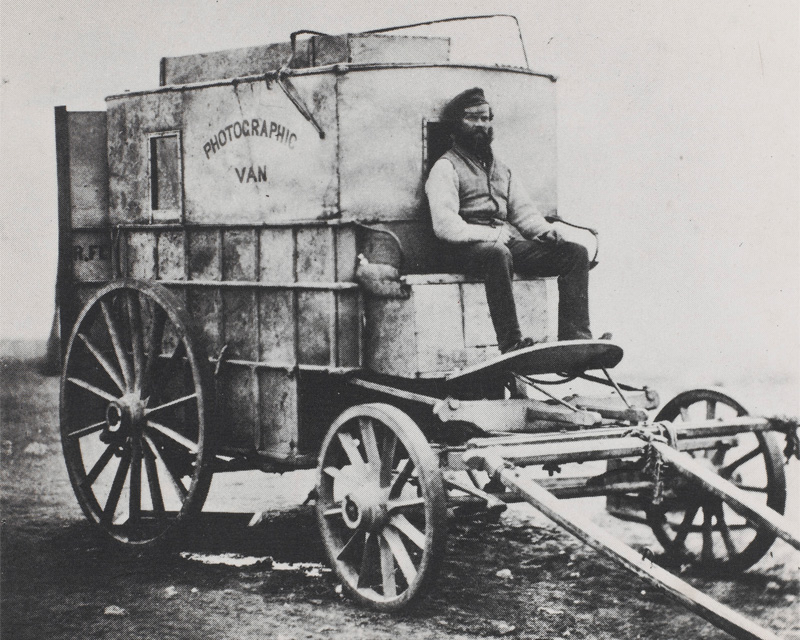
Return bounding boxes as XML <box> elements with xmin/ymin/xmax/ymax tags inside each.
<box><xmin>602</xmin><ymin>367</ymin><xmax>631</xmax><ymax>408</ymax></box>
<box><xmin>347</xmin><ymin>377</ymin><xmax>441</xmax><ymax>407</ymax></box>
<box><xmin>357</xmin><ymin>14</ymin><xmax>531</xmax><ymax>70</ymax></box>
<box><xmin>515</xmin><ymin>373</ymin><xmax>579</xmax><ymax>412</ymax></box>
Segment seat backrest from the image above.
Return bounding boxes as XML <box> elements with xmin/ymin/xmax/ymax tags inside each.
<box><xmin>357</xmin><ymin>218</ymin><xmax>459</xmax><ymax>275</ymax></box>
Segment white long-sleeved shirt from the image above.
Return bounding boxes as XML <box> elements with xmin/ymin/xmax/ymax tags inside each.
<box><xmin>425</xmin><ymin>152</ymin><xmax>558</xmax><ymax>244</ymax></box>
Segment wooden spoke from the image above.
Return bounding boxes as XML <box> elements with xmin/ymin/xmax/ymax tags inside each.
<box><xmin>337</xmin><ymin>530</ymin><xmax>363</xmax><ymax>561</ymax></box>
<box><xmin>389</xmin><ymin>458</ymin><xmax>414</xmax><ymax>499</ymax></box>
<box><xmin>672</xmin><ymin>504</ymin><xmax>700</xmax><ymax>550</ymax></box>
<box><xmin>323</xmin><ymin>466</ymin><xmax>340</xmax><ymax>479</ymax></box>
<box><xmin>337</xmin><ymin>432</ymin><xmax>366</xmax><ymax>472</ymax></box>
<box><xmin>144</xmin><ymin>394</ymin><xmax>197</xmax><ymax>417</ymax></box>
<box><xmin>66</xmin><ymin>420</ymin><xmax>106</xmax><ymax>440</ymax></box>
<box><xmin>323</xmin><ymin>507</ymin><xmax>342</xmax><ymax>519</ymax></box>
<box><xmin>706</xmin><ymin>400</ymin><xmax>716</xmax><ymax>420</ymax></box>
<box><xmin>380</xmin><ymin>431</ymin><xmax>398</xmax><ymax>488</ymax></box>
<box><xmin>143</xmin><ymin>442</ymin><xmax>166</xmax><ymax>518</ymax></box>
<box><xmin>101</xmin><ymin>445</ymin><xmax>132</xmax><ymax>524</ymax></box>
<box><xmin>100</xmin><ymin>299</ymin><xmax>134</xmax><ymax>391</ymax></box>
<box><xmin>82</xmin><ymin>444</ymin><xmax>117</xmax><ymax>487</ymax></box>
<box><xmin>126</xmin><ymin>292</ymin><xmax>146</xmax><ymax>390</ymax></box>
<box><xmin>141</xmin><ymin>305</ymin><xmax>167</xmax><ymax>398</ymax></box>
<box><xmin>129</xmin><ymin>440</ymin><xmax>143</xmax><ymax>527</ymax></box>
<box><xmin>701</xmin><ymin>506</ymin><xmax>715</xmax><ymax>564</ymax></box>
<box><xmin>709</xmin><ymin>446</ymin><xmax>727</xmax><ymax>467</ymax></box>
<box><xmin>77</xmin><ymin>333</ymin><xmax>126</xmax><ymax>394</ymax></box>
<box><xmin>379</xmin><ymin>533</ymin><xmax>397</xmax><ymax>597</ymax></box>
<box><xmin>146</xmin><ymin>420</ymin><xmax>199</xmax><ymax>454</ymax></box>
<box><xmin>734</xmin><ymin>484</ymin><xmax>768</xmax><ymax>493</ymax></box>
<box><xmin>382</xmin><ymin>528</ymin><xmax>417</xmax><ymax>586</ymax></box>
<box><xmin>67</xmin><ymin>377</ymin><xmax>118</xmax><ymax>403</ymax></box>
<box><xmin>359</xmin><ymin>418</ymin><xmax>381</xmax><ymax>477</ymax></box>
<box><xmin>144</xmin><ymin>435</ymin><xmax>188</xmax><ymax>500</ymax></box>
<box><xmin>715</xmin><ymin>504</ymin><xmax>739</xmax><ymax>557</ymax></box>
<box><xmin>390</xmin><ymin>513</ymin><xmax>426</xmax><ymax>549</ymax></box>
<box><xmin>358</xmin><ymin>532</ymin><xmax>379</xmax><ymax>589</ymax></box>
<box><xmin>719</xmin><ymin>447</ymin><xmax>761</xmax><ymax>478</ymax></box>
<box><xmin>679</xmin><ymin>407</ymin><xmax>690</xmax><ymax>422</ymax></box>
<box><xmin>387</xmin><ymin>497</ymin><xmax>425</xmax><ymax>512</ymax></box>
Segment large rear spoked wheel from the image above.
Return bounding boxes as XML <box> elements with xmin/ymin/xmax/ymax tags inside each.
<box><xmin>647</xmin><ymin>389</ymin><xmax>786</xmax><ymax>573</ymax></box>
<box><xmin>316</xmin><ymin>403</ymin><xmax>446</xmax><ymax>610</ymax></box>
<box><xmin>60</xmin><ymin>280</ymin><xmax>213</xmax><ymax>546</ymax></box>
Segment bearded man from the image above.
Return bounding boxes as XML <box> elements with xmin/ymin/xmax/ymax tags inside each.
<box><xmin>425</xmin><ymin>87</ymin><xmax>598</xmax><ymax>354</ymax></box>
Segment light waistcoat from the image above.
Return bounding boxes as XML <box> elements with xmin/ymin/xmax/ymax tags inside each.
<box><xmin>439</xmin><ymin>145</ymin><xmax>512</xmax><ymax>226</ymax></box>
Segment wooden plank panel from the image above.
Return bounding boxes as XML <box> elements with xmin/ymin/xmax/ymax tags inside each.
<box><xmin>413</xmin><ymin>284</ymin><xmax>465</xmax><ymax>373</ymax></box>
<box><xmin>257</xmin><ymin>369</ymin><xmax>298</xmax><ymax>459</ymax></box>
<box><xmin>181</xmin><ymin>77</ymin><xmax>339</xmax><ymax>224</ymax></box>
<box><xmin>364</xmin><ymin>297</ymin><xmax>417</xmax><ymax>377</ymax></box>
<box><xmin>162</xmin><ymin>287</ymin><xmax>186</xmax><ymax>356</ymax></box>
<box><xmin>348</xmin><ymin>35</ymin><xmax>450</xmax><ymax>64</ymax></box>
<box><xmin>515</xmin><ymin>280</ymin><xmax>554</xmax><ymax>343</ymax></box>
<box><xmin>338</xmin><ymin>68</ymin><xmax>556</xmax><ymax>221</ymax></box>
<box><xmin>296</xmin><ymin>227</ymin><xmax>334</xmax><ymax>281</ymax></box>
<box><xmin>258</xmin><ymin>290</ymin><xmax>295</xmax><ymax>365</ymax></box>
<box><xmin>71</xmin><ymin>231</ymin><xmax>112</xmax><ymax>281</ymax></box>
<box><xmin>126</xmin><ymin>231</ymin><xmax>156</xmax><ymax>279</ymax></box>
<box><xmin>462</xmin><ymin>283</ymin><xmax>495</xmax><ymax>348</ymax></box>
<box><xmin>335</xmin><ymin>226</ymin><xmax>358</xmax><ymax>282</ymax></box>
<box><xmin>67</xmin><ymin>111</ymin><xmax>109</xmax><ymax>228</ymax></box>
<box><xmin>217</xmin><ymin>365</ymin><xmax>257</xmax><ymax>451</ymax></box>
<box><xmin>336</xmin><ymin>290</ymin><xmax>361</xmax><ymax>368</ymax></box>
<box><xmin>187</xmin><ymin>288</ymin><xmax>222</xmax><ymax>355</ymax></box>
<box><xmin>259</xmin><ymin>228</ymin><xmax>294</xmax><ymax>282</ymax></box>
<box><xmin>222</xmin><ymin>229</ymin><xmax>257</xmax><ymax>281</ymax></box>
<box><xmin>161</xmin><ymin>39</ymin><xmax>313</xmax><ymax>85</ymax></box>
<box><xmin>222</xmin><ymin>289</ymin><xmax>257</xmax><ymax>360</ymax></box>
<box><xmin>157</xmin><ymin>230</ymin><xmax>185</xmax><ymax>280</ymax></box>
<box><xmin>107</xmin><ymin>92</ymin><xmax>183</xmax><ymax>224</ymax></box>
<box><xmin>297</xmin><ymin>291</ymin><xmax>332</xmax><ymax>366</ymax></box>
<box><xmin>188</xmin><ymin>229</ymin><xmax>221</xmax><ymax>281</ymax></box>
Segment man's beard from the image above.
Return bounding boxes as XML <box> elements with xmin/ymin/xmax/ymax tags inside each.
<box><xmin>454</xmin><ymin>127</ymin><xmax>494</xmax><ymax>165</ymax></box>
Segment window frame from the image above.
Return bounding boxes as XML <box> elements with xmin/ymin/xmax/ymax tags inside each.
<box><xmin>147</xmin><ymin>130</ymin><xmax>183</xmax><ymax>223</ymax></box>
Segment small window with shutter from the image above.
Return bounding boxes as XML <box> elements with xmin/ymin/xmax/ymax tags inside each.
<box><xmin>423</xmin><ymin>120</ymin><xmax>452</xmax><ymax>174</ymax></box>
<box><xmin>148</xmin><ymin>131</ymin><xmax>182</xmax><ymax>221</ymax></box>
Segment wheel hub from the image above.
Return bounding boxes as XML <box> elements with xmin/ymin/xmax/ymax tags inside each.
<box><xmin>341</xmin><ymin>485</ymin><xmax>389</xmax><ymax>532</ymax></box>
<box><xmin>103</xmin><ymin>394</ymin><xmax>147</xmax><ymax>440</ymax></box>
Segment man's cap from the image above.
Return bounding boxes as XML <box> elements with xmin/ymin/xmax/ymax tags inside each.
<box><xmin>441</xmin><ymin>87</ymin><xmax>489</xmax><ymax>122</ymax></box>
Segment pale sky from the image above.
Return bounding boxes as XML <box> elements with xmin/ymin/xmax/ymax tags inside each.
<box><xmin>1</xmin><ymin>0</ymin><xmax>798</xmax><ymax>389</ymax></box>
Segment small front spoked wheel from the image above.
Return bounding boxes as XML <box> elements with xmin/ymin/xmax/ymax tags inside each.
<box><xmin>646</xmin><ymin>389</ymin><xmax>786</xmax><ymax>573</ymax></box>
<box><xmin>316</xmin><ymin>403</ymin><xmax>446</xmax><ymax>610</ymax></box>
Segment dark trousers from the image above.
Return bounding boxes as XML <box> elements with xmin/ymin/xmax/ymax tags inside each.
<box><xmin>454</xmin><ymin>237</ymin><xmax>591</xmax><ymax>351</ymax></box>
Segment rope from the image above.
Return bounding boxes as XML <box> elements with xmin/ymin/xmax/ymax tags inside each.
<box><xmin>624</xmin><ymin>425</ymin><xmax>676</xmax><ymax>506</ymax></box>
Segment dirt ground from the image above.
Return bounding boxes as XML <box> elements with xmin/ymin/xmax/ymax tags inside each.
<box><xmin>1</xmin><ymin>354</ymin><xmax>798</xmax><ymax>640</ymax></box>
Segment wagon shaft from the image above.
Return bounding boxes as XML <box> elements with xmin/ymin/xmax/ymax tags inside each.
<box><xmin>465</xmin><ymin>450</ymin><xmax>783</xmax><ymax>640</ymax></box>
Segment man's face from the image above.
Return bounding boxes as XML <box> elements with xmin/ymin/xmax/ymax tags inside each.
<box><xmin>459</xmin><ymin>103</ymin><xmax>493</xmax><ymax>145</ymax></box>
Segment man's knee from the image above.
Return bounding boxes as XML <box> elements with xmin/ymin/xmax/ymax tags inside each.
<box><xmin>471</xmin><ymin>241</ymin><xmax>513</xmax><ymax>269</ymax></box>
<box><xmin>560</xmin><ymin>241</ymin><xmax>589</xmax><ymax>269</ymax></box>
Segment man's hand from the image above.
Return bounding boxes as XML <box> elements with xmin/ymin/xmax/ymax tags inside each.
<box><xmin>495</xmin><ymin>224</ymin><xmax>512</xmax><ymax>246</ymax></box>
<box><xmin>539</xmin><ymin>227</ymin><xmax>562</xmax><ymax>244</ymax></box>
